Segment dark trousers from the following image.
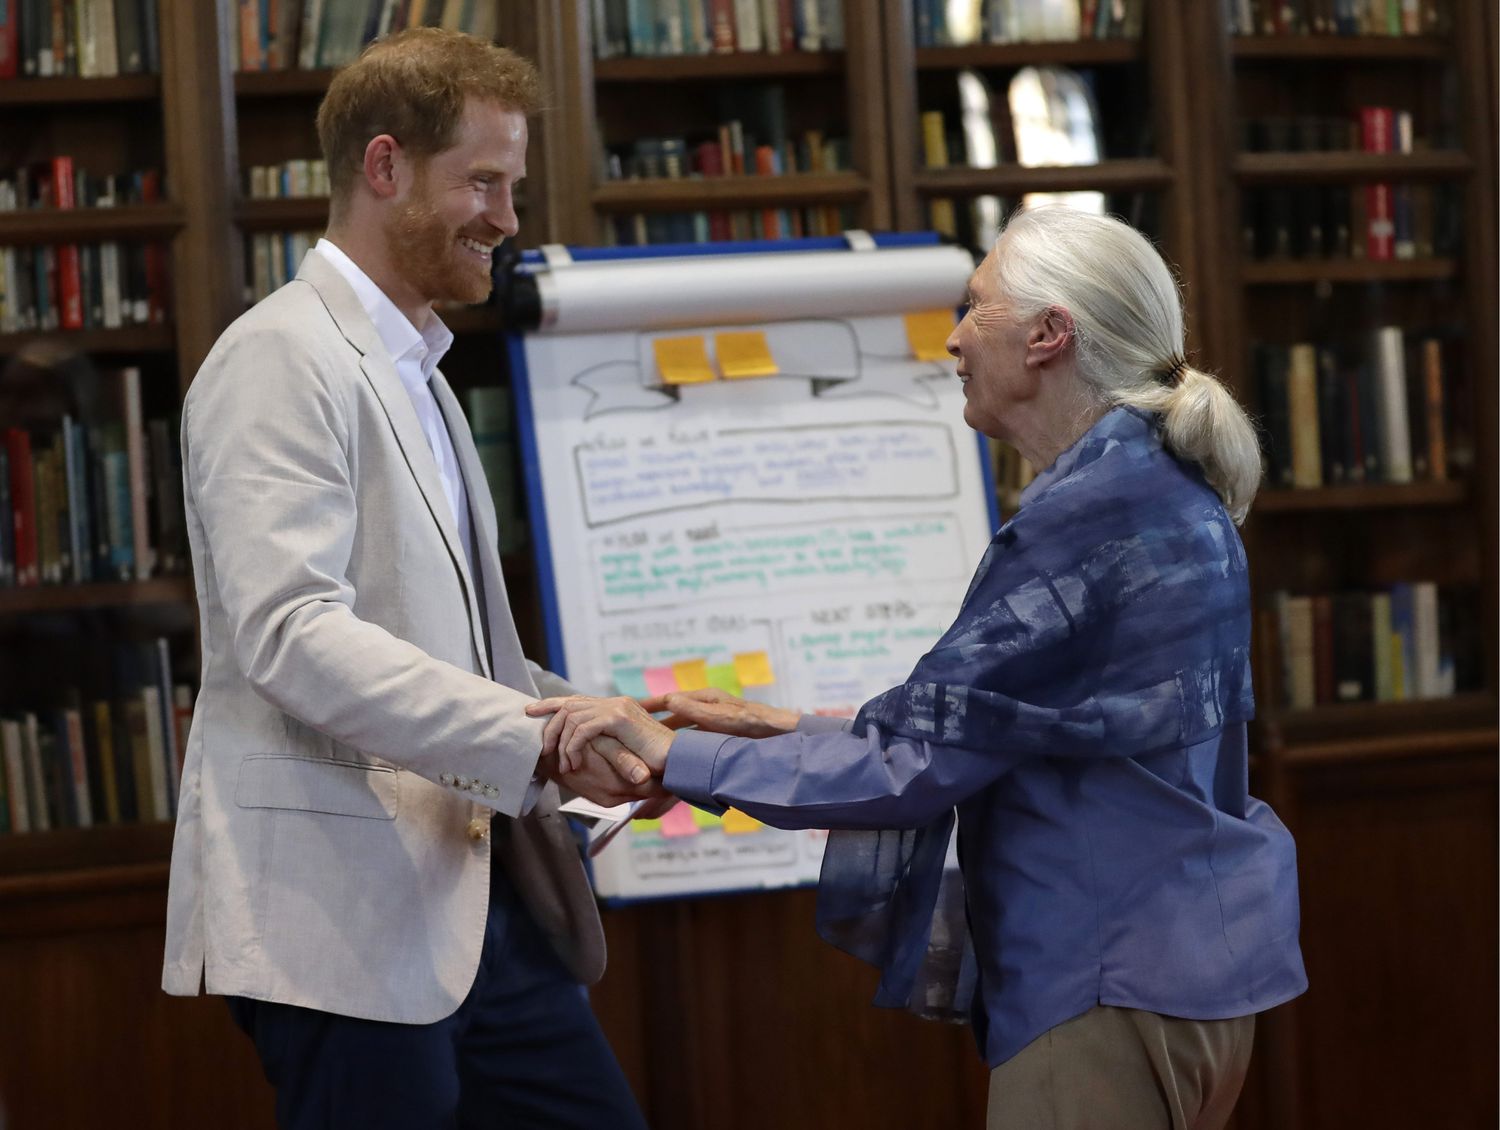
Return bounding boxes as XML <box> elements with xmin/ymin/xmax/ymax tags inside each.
<box><xmin>228</xmin><ymin>878</ymin><xmax>647</xmax><ymax>1130</ymax></box>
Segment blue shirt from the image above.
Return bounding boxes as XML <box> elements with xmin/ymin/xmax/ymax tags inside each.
<box><xmin>664</xmin><ymin>407</ymin><xmax>1307</xmax><ymax>1066</ymax></box>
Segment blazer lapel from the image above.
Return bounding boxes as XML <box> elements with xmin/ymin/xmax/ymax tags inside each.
<box><xmin>296</xmin><ymin>253</ymin><xmax>491</xmax><ymax>677</ymax></box>
<box><xmin>429</xmin><ymin>372</ymin><xmax>536</xmax><ymax>693</ymax></box>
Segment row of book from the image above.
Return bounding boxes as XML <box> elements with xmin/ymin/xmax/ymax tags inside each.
<box><xmin>245</xmin><ymin>230</ymin><xmax>322</xmax><ymax>304</ymax></box>
<box><xmin>0</xmin><ymin>241</ymin><xmax>168</xmax><ymax>333</ymax></box>
<box><xmin>1242</xmin><ymin>182</ymin><xmax>1459</xmax><ymax>262</ymax></box>
<box><xmin>0</xmin><ymin>640</ymin><xmax>190</xmax><ymax>834</ymax></box>
<box><xmin>0</xmin><ymin>0</ymin><xmax>159</xmax><ymax>79</ymax></box>
<box><xmin>609</xmin><ymin>203</ymin><xmax>856</xmax><ymax>246</ymax></box>
<box><xmin>1</xmin><ymin>368</ymin><xmax>186</xmax><ymax>587</ymax></box>
<box><xmin>1265</xmin><ymin>583</ymin><xmax>1478</xmax><ymax>711</ymax></box>
<box><xmin>0</xmin><ymin>240</ymin><xmax>169</xmax><ymax>334</ymax></box>
<box><xmin>1240</xmin><ymin>110</ymin><xmax>1443</xmax><ymax>154</ymax></box>
<box><xmin>592</xmin><ymin>0</ymin><xmax>846</xmax><ymax>58</ymax></box>
<box><xmin>605</xmin><ymin>129</ymin><xmax>851</xmax><ymax>182</ymax></box>
<box><xmin>0</xmin><ymin>160</ymin><xmax>163</xmax><ymax>215</ymax></box>
<box><xmin>1225</xmin><ymin>0</ymin><xmax>1447</xmax><ymax>37</ymax></box>
<box><xmin>246</xmin><ymin>158</ymin><xmax>332</xmax><ymax>200</ymax></box>
<box><xmin>233</xmin><ymin>0</ymin><xmax>497</xmax><ymax>73</ymax></box>
<box><xmin>913</xmin><ymin>0</ymin><xmax>1144</xmax><ymax>47</ymax></box>
<box><xmin>1254</xmin><ymin>329</ymin><xmax>1455</xmax><ymax>490</ymax></box>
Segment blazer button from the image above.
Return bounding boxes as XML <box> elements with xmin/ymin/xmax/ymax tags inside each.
<box><xmin>466</xmin><ymin>817</ymin><xmax>489</xmax><ymax>841</ymax></box>
<box><xmin>468</xmin><ymin>781</ymin><xmax>483</xmax><ymax>794</ymax></box>
<box><xmin>455</xmin><ymin>776</ymin><xmax>470</xmax><ymax>790</ymax></box>
<box><xmin>439</xmin><ymin>773</ymin><xmax>455</xmax><ymax>786</ymax></box>
<box><xmin>484</xmin><ymin>786</ymin><xmax>499</xmax><ymax>799</ymax></box>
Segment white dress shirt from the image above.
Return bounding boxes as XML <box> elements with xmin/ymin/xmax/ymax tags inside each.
<box><xmin>314</xmin><ymin>239</ymin><xmax>473</xmax><ymax>579</ymax></box>
<box><xmin>313</xmin><ymin>240</ymin><xmax>544</xmax><ymax>813</ymax></box>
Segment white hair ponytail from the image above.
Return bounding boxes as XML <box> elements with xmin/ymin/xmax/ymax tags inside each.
<box><xmin>992</xmin><ymin>206</ymin><xmax>1263</xmax><ymax>523</ymax></box>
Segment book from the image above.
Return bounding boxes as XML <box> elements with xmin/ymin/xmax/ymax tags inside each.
<box><xmin>1359</xmin><ymin>107</ymin><xmax>1395</xmax><ymax>260</ymax></box>
<box><xmin>1286</xmin><ymin>343</ymin><xmax>1321</xmax><ymax>489</ymax></box>
<box><xmin>1371</xmin><ymin>326</ymin><xmax>1412</xmax><ymax>484</ymax></box>
<box><xmin>1</xmin><ymin>719</ymin><xmax>28</xmax><ymax>833</ymax></box>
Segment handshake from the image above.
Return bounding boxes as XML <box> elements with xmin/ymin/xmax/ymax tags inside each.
<box><xmin>524</xmin><ymin>689</ymin><xmax>800</xmax><ymax>815</ymax></box>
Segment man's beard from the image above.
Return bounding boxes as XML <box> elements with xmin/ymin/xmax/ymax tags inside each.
<box><xmin>386</xmin><ymin>183</ymin><xmax>495</xmax><ymax>307</ymax></box>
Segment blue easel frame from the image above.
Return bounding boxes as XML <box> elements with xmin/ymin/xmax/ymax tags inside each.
<box><xmin>505</xmin><ymin>234</ymin><xmax>1001</xmax><ymax>683</ymax></box>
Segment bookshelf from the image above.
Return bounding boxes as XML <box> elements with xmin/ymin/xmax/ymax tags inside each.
<box><xmin>0</xmin><ymin>2</ymin><xmax>1492</xmax><ymax>1128</ymax></box>
<box><xmin>1189</xmin><ymin>2</ymin><xmax>1498</xmax><ymax>1128</ymax></box>
<box><xmin>544</xmin><ymin>0</ymin><xmax>890</xmax><ymax>247</ymax></box>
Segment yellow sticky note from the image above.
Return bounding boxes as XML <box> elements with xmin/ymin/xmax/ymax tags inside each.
<box><xmin>706</xmin><ymin>663</ymin><xmax>743</xmax><ymax>695</ymax></box>
<box><xmin>732</xmin><ymin>650</ymin><xmax>774</xmax><ymax>687</ymax></box>
<box><xmin>905</xmin><ymin>309</ymin><xmax>956</xmax><ymax>362</ymax></box>
<box><xmin>715</xmin><ymin>331</ymin><xmax>779</xmax><ymax>379</ymax></box>
<box><xmin>723</xmin><ymin>808</ymin><xmax>763</xmax><ymax>835</ymax></box>
<box><xmin>653</xmin><ymin>336</ymin><xmax>716</xmax><ymax>385</ymax></box>
<box><xmin>672</xmin><ymin>659</ymin><xmax>709</xmax><ymax>692</ymax></box>
<box><xmin>633</xmin><ymin>818</ymin><xmax>663</xmax><ymax>834</ymax></box>
<box><xmin>690</xmin><ymin>808</ymin><xmax>723</xmax><ymax>830</ymax></box>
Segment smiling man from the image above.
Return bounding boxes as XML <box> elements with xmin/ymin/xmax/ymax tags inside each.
<box><xmin>161</xmin><ymin>29</ymin><xmax>653</xmax><ymax>1130</ymax></box>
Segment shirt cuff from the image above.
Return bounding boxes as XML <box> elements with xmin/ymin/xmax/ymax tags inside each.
<box><xmin>796</xmin><ymin>713</ymin><xmax>855</xmax><ymax>736</ymax></box>
<box><xmin>519</xmin><ymin>775</ymin><xmax>545</xmax><ymax>816</ymax></box>
<box><xmin>663</xmin><ymin>729</ymin><xmax>736</xmax><ymax>808</ymax></box>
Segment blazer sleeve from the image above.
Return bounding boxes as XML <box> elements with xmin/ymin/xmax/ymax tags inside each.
<box><xmin>184</xmin><ymin>323</ymin><xmax>544</xmax><ymax>816</ymax></box>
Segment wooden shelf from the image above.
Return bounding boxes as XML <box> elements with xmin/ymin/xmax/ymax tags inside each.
<box><xmin>0</xmin><ymin>203</ymin><xmax>186</xmax><ymax>245</ymax></box>
<box><xmin>1230</xmin><ymin>35</ymin><xmax>1449</xmax><ymax>61</ymax></box>
<box><xmin>0</xmin><ymin>576</ymin><xmax>194</xmax><ymax>617</ymax></box>
<box><xmin>1242</xmin><ymin>257</ymin><xmax>1458</xmax><ymax>284</ymax></box>
<box><xmin>0</xmin><ymin>75</ymin><xmax>162</xmax><ymax>105</ymax></box>
<box><xmin>0</xmin><ymin>324</ymin><xmax>174</xmax><ymax>355</ymax></box>
<box><xmin>1275</xmin><ymin>724</ymin><xmax>1497</xmax><ymax>768</ymax></box>
<box><xmin>234</xmin><ymin>68</ymin><xmax>337</xmax><ymax>97</ymax></box>
<box><xmin>913</xmin><ymin>158</ymin><xmax>1172</xmax><ymax>195</ymax></box>
<box><xmin>1255</xmin><ymin>481</ymin><xmax>1467</xmax><ymax>511</ymax></box>
<box><xmin>1234</xmin><ymin>149</ymin><xmax>1473</xmax><ymax>183</ymax></box>
<box><xmin>592</xmin><ymin>172</ymin><xmax>869</xmax><ymax>210</ymax></box>
<box><xmin>0</xmin><ymin>823</ymin><xmax>173</xmax><ymax>890</ymax></box>
<box><xmin>234</xmin><ymin>196</ymin><xmax>330</xmax><ymax>230</ymax></box>
<box><xmin>916</xmin><ymin>39</ymin><xmax>1142</xmax><ymax>69</ymax></box>
<box><xmin>1262</xmin><ymin>693</ymin><xmax>1497</xmax><ymax>747</ymax></box>
<box><xmin>594</xmin><ymin>52</ymin><xmax>844</xmax><ymax>82</ymax></box>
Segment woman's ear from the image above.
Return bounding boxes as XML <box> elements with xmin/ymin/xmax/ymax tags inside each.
<box><xmin>1025</xmin><ymin>306</ymin><xmax>1075</xmax><ymax>368</ymax></box>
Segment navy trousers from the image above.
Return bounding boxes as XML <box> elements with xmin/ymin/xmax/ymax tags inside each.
<box><xmin>228</xmin><ymin>876</ymin><xmax>647</xmax><ymax>1130</ymax></box>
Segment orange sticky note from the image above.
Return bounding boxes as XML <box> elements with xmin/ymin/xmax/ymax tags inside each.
<box><xmin>723</xmin><ymin>808</ymin><xmax>762</xmax><ymax>835</ymax></box>
<box><xmin>660</xmin><ymin>802</ymin><xmax>700</xmax><ymax>838</ymax></box>
<box><xmin>732</xmin><ymin>650</ymin><xmax>774</xmax><ymax>687</ymax></box>
<box><xmin>905</xmin><ymin>309</ymin><xmax>956</xmax><ymax>362</ymax></box>
<box><xmin>715</xmin><ymin>331</ymin><xmax>778</xmax><ymax>379</ymax></box>
<box><xmin>653</xmin><ymin>336</ymin><xmax>716</xmax><ymax>385</ymax></box>
<box><xmin>671</xmin><ymin>659</ymin><xmax>709</xmax><ymax>692</ymax></box>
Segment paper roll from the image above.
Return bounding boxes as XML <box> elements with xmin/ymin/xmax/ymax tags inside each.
<box><xmin>534</xmin><ymin>245</ymin><xmax>975</xmax><ymax>335</ymax></box>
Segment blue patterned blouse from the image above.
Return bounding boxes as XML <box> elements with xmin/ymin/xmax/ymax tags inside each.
<box><xmin>664</xmin><ymin>406</ymin><xmax>1308</xmax><ymax>1066</ymax></box>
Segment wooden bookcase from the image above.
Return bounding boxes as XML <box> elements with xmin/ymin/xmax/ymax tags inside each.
<box><xmin>542</xmin><ymin>0</ymin><xmax>892</xmax><ymax>247</ymax></box>
<box><xmin>1184</xmin><ymin>2</ymin><xmax>1499</xmax><ymax>1127</ymax></box>
<box><xmin>0</xmin><ymin>3</ymin><xmax>1494</xmax><ymax>1128</ymax></box>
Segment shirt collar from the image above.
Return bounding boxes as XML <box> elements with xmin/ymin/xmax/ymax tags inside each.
<box><xmin>314</xmin><ymin>238</ymin><xmax>453</xmax><ymax>391</ymax></box>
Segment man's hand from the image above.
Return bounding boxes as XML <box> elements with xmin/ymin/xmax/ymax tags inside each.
<box><xmin>536</xmin><ymin>732</ymin><xmax>667</xmax><ymax>808</ymax></box>
<box><xmin>527</xmin><ymin>695</ymin><xmax>674</xmax><ymax>776</ymax></box>
<box><xmin>637</xmin><ymin>688</ymin><xmax>798</xmax><ymax>739</ymax></box>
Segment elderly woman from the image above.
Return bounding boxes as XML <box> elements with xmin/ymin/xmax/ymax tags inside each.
<box><xmin>528</xmin><ymin>207</ymin><xmax>1307</xmax><ymax>1130</ymax></box>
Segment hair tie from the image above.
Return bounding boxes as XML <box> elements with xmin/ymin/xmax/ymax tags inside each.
<box><xmin>1160</xmin><ymin>355</ymin><xmax>1190</xmax><ymax>385</ymax></box>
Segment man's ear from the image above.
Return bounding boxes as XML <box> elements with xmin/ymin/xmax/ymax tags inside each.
<box><xmin>362</xmin><ymin>134</ymin><xmax>402</xmax><ymax>201</ymax></box>
<box><xmin>1026</xmin><ymin>306</ymin><xmax>1074</xmax><ymax>369</ymax></box>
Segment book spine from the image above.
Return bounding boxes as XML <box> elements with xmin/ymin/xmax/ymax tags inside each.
<box><xmin>154</xmin><ymin>636</ymin><xmax>178</xmax><ymax>812</ymax></box>
<box><xmin>22</xmin><ymin>713</ymin><xmax>49</xmax><ymax>832</ymax></box>
<box><xmin>0</xmin><ymin>0</ymin><xmax>18</xmax><ymax>78</ymax></box>
<box><xmin>1422</xmin><ymin>338</ymin><xmax>1445</xmax><ymax>480</ymax></box>
<box><xmin>94</xmin><ymin>701</ymin><xmax>120</xmax><ymax>823</ymax></box>
<box><xmin>1359</xmin><ymin>107</ymin><xmax>1394</xmax><ymax>260</ymax></box>
<box><xmin>120</xmin><ymin>366</ymin><xmax>155</xmax><ymax>579</ymax></box>
<box><xmin>1370</xmin><ymin>592</ymin><xmax>1394</xmax><ymax>702</ymax></box>
<box><xmin>732</xmin><ymin>0</ymin><xmax>760</xmax><ymax>49</ymax></box>
<box><xmin>5</xmin><ymin>429</ymin><xmax>37</xmax><ymax>586</ymax></box>
<box><xmin>1</xmin><ymin>720</ymin><xmax>28</xmax><ymax>833</ymax></box>
<box><xmin>1286</xmin><ymin>342</ymin><xmax>1322</xmax><ymax>488</ymax></box>
<box><xmin>709</xmin><ymin>0</ymin><xmax>735</xmax><ymax>50</ymax></box>
<box><xmin>1411</xmin><ymin>580</ymin><xmax>1440</xmax><ymax>698</ymax></box>
<box><xmin>1372</xmin><ymin>326</ymin><xmax>1412</xmax><ymax>483</ymax></box>
<box><xmin>139</xmin><ymin>684</ymin><xmax>168</xmax><ymax>821</ymax></box>
<box><xmin>64</xmin><ymin>707</ymin><xmax>91</xmax><ymax>827</ymax></box>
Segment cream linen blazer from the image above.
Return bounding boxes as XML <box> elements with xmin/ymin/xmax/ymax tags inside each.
<box><xmin>161</xmin><ymin>252</ymin><xmax>604</xmax><ymax>1022</ymax></box>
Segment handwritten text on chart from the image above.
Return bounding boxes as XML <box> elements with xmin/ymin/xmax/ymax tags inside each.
<box><xmin>592</xmin><ymin>514</ymin><xmax>967</xmax><ymax>613</ymax></box>
<box><xmin>573</xmin><ymin>422</ymin><xmax>959</xmax><ymax>527</ymax></box>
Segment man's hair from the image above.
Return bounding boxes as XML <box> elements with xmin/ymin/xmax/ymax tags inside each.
<box><xmin>316</xmin><ymin>28</ymin><xmax>542</xmax><ymax>207</ymax></box>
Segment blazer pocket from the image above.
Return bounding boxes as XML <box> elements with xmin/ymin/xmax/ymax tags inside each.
<box><xmin>235</xmin><ymin>755</ymin><xmax>398</xmax><ymax>820</ymax></box>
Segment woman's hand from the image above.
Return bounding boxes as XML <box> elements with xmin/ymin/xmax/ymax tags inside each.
<box><xmin>527</xmin><ymin>695</ymin><xmax>675</xmax><ymax>776</ymax></box>
<box><xmin>637</xmin><ymin>688</ymin><xmax>799</xmax><ymax>739</ymax></box>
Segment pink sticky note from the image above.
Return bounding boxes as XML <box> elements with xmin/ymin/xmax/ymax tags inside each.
<box><xmin>659</xmin><ymin>802</ymin><xmax>700</xmax><ymax>838</ymax></box>
<box><xmin>643</xmin><ymin>665</ymin><xmax>679</xmax><ymax>697</ymax></box>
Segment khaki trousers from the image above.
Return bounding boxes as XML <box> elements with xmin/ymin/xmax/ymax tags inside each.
<box><xmin>987</xmin><ymin>1006</ymin><xmax>1255</xmax><ymax>1130</ymax></box>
